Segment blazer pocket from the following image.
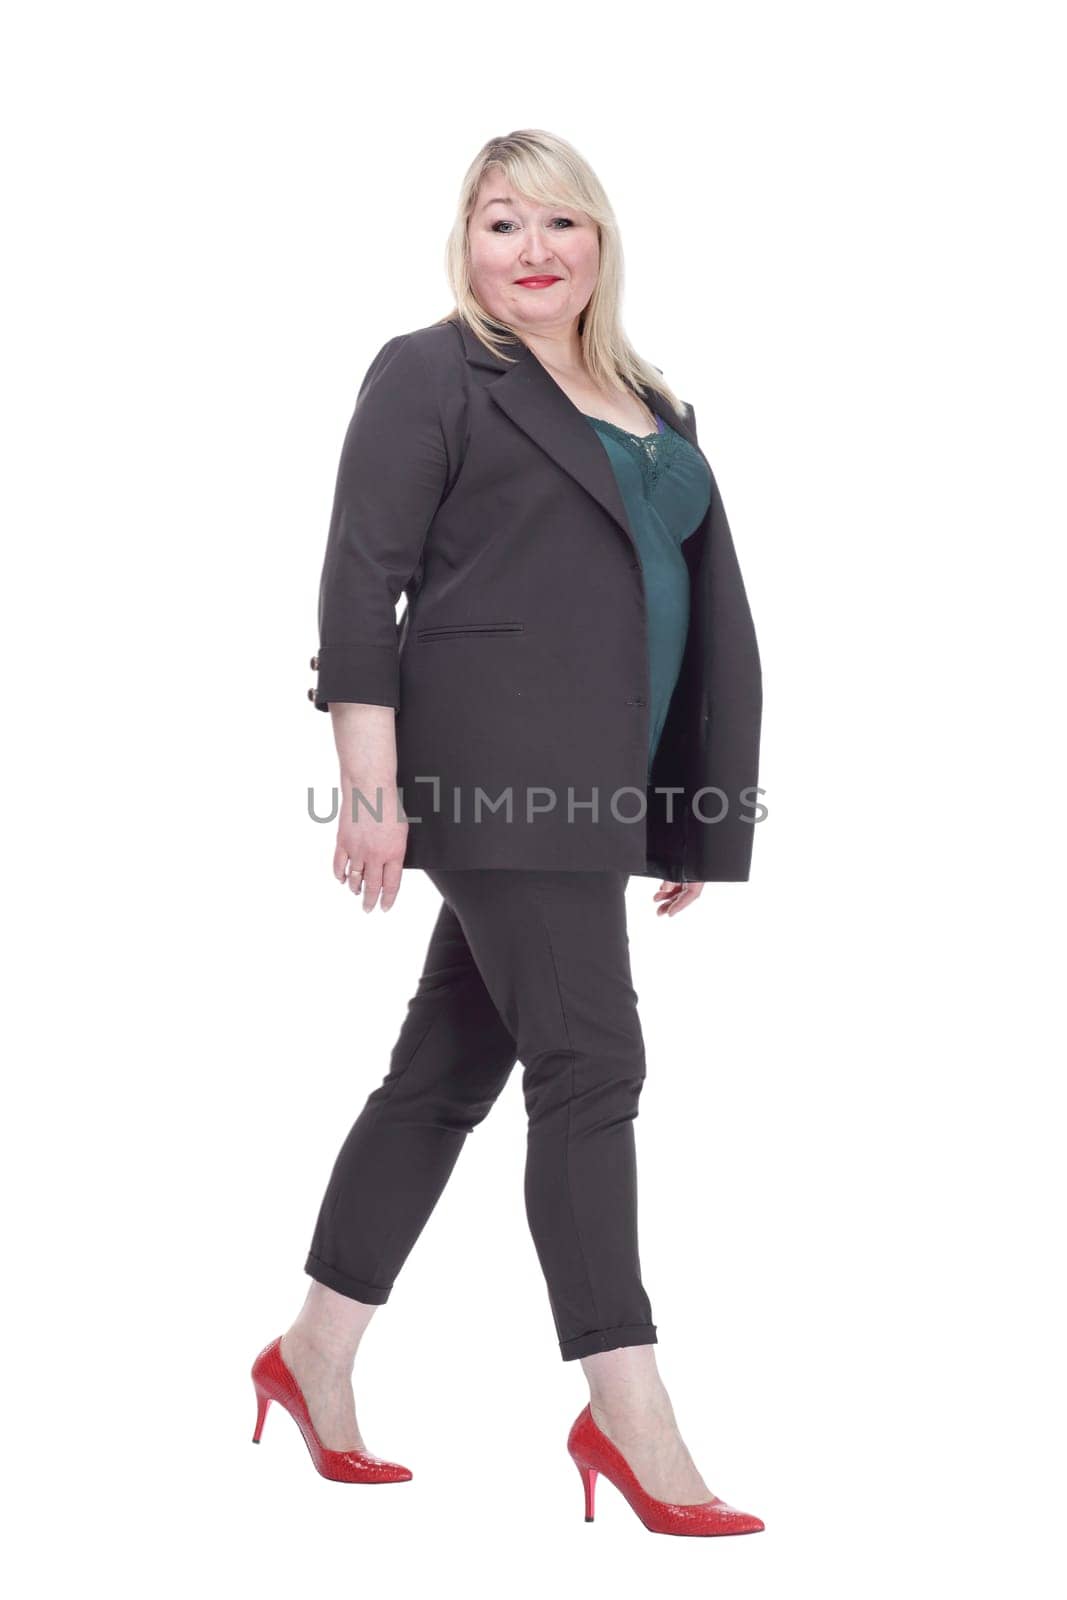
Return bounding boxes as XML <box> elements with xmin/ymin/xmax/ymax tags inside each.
<box><xmin>414</xmin><ymin>622</ymin><xmax>525</xmax><ymax>642</ymax></box>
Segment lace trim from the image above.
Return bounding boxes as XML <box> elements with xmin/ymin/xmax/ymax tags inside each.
<box><xmin>588</xmin><ymin>415</ymin><xmax>684</xmax><ymax>492</ymax></box>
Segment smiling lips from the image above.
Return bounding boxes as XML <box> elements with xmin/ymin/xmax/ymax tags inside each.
<box><xmin>515</xmin><ymin>276</ymin><xmax>561</xmax><ymax>288</ymax></box>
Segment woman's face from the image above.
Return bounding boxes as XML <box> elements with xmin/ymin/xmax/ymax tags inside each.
<box><xmin>467</xmin><ymin>171</ymin><xmax>600</xmax><ymax>339</ymax></box>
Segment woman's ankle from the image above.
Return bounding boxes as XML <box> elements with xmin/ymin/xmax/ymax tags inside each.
<box><xmin>590</xmin><ymin>1391</ymin><xmax>676</xmax><ymax>1430</ymax></box>
<box><xmin>581</xmin><ymin>1343</ymin><xmax>675</xmax><ymax>1424</ymax></box>
<box><xmin>285</xmin><ymin>1280</ymin><xmax>378</xmax><ymax>1369</ymax></box>
<box><xmin>282</xmin><ymin>1322</ymin><xmax>360</xmax><ymax>1375</ymax></box>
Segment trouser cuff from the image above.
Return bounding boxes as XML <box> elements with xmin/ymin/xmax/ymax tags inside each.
<box><xmin>558</xmin><ymin>1323</ymin><xmax>658</xmax><ymax>1361</ymax></box>
<box><xmin>304</xmin><ymin>1251</ymin><xmax>392</xmax><ymax>1305</ymax></box>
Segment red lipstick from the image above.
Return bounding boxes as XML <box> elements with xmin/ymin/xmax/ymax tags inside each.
<box><xmin>515</xmin><ymin>276</ymin><xmax>561</xmax><ymax>288</ymax></box>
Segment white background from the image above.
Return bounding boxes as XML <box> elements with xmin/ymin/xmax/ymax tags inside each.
<box><xmin>4</xmin><ymin>2</ymin><xmax>1064</xmax><ymax>1594</ymax></box>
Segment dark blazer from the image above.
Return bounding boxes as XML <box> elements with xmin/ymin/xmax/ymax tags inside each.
<box><xmin>310</xmin><ymin>314</ymin><xmax>762</xmax><ymax>881</ymax></box>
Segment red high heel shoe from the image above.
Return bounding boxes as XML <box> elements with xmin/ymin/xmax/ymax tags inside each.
<box><xmin>251</xmin><ymin>1336</ymin><xmax>413</xmax><ymax>1484</ymax></box>
<box><xmin>567</xmin><ymin>1404</ymin><xmax>765</xmax><ymax>1536</ymax></box>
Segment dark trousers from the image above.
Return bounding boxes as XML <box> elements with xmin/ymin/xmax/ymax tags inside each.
<box><xmin>304</xmin><ymin>868</ymin><xmax>657</xmax><ymax>1361</ymax></box>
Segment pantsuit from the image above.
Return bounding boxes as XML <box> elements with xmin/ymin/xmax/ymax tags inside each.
<box><xmin>305</xmin><ymin>867</ymin><xmax>657</xmax><ymax>1360</ymax></box>
<box><xmin>302</xmin><ymin>311</ymin><xmax>762</xmax><ymax>1366</ymax></box>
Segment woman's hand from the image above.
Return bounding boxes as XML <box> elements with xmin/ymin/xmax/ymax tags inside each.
<box><xmin>334</xmin><ymin>797</ymin><xmax>408</xmax><ymax>912</ymax></box>
<box><xmin>329</xmin><ymin>703</ymin><xmax>408</xmax><ymax>912</ymax></box>
<box><xmin>652</xmin><ymin>880</ymin><xmax>705</xmax><ymax>916</ymax></box>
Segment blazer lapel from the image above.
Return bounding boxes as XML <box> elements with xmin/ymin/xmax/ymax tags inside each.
<box><xmin>451</xmin><ymin>315</ymin><xmax>704</xmax><ymax>561</ymax></box>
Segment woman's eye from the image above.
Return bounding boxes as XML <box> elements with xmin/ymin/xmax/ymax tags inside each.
<box><xmin>491</xmin><ymin>217</ymin><xmax>575</xmax><ymax>233</ymax></box>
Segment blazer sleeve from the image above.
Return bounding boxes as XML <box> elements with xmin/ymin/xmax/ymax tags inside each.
<box><xmin>311</xmin><ymin>332</ymin><xmax>451</xmax><ymax>712</ymax></box>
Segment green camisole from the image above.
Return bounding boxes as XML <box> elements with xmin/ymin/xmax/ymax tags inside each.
<box><xmin>584</xmin><ymin>410</ymin><xmax>712</xmax><ymax>775</ymax></box>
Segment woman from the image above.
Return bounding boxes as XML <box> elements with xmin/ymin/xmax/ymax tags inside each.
<box><xmin>252</xmin><ymin>130</ymin><xmax>765</xmax><ymax>1538</ymax></box>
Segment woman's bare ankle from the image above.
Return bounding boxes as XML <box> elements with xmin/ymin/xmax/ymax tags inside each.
<box><xmin>285</xmin><ymin>1279</ymin><xmax>378</xmax><ymax>1371</ymax></box>
<box><xmin>580</xmin><ymin>1343</ymin><xmax>676</xmax><ymax>1430</ymax></box>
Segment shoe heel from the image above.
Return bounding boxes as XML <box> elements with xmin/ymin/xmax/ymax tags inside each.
<box><xmin>252</xmin><ymin>1382</ymin><xmax>272</xmax><ymax>1444</ymax></box>
<box><xmin>575</xmin><ymin>1460</ymin><xmax>598</xmax><ymax>1522</ymax></box>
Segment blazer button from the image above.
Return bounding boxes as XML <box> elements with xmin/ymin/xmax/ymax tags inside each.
<box><xmin>310</xmin><ymin>654</ymin><xmax>319</xmax><ymax>671</ymax></box>
<box><xmin>307</xmin><ymin>687</ymin><xmax>316</xmax><ymax>702</ymax></box>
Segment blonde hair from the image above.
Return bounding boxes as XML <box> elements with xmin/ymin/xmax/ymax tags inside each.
<box><xmin>435</xmin><ymin>129</ymin><xmax>689</xmax><ymax>423</ymax></box>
